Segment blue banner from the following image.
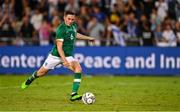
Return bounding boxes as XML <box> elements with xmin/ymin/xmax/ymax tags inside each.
<box><xmin>0</xmin><ymin>46</ymin><xmax>180</xmax><ymax>75</ymax></box>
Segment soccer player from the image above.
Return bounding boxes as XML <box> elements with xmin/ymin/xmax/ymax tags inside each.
<box><xmin>21</xmin><ymin>11</ymin><xmax>95</xmax><ymax>101</ymax></box>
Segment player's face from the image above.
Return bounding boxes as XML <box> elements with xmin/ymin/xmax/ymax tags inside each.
<box><xmin>64</xmin><ymin>14</ymin><xmax>75</xmax><ymax>26</ymax></box>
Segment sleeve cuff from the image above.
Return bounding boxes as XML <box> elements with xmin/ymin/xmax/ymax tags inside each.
<box><xmin>57</xmin><ymin>39</ymin><xmax>64</xmax><ymax>41</ymax></box>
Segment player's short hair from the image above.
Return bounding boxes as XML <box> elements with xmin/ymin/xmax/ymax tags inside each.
<box><xmin>64</xmin><ymin>10</ymin><xmax>76</xmax><ymax>16</ymax></box>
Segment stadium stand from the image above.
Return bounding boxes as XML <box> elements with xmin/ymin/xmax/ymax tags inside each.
<box><xmin>0</xmin><ymin>0</ymin><xmax>180</xmax><ymax>46</ymax></box>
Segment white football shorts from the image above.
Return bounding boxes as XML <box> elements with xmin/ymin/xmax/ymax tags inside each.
<box><xmin>42</xmin><ymin>54</ymin><xmax>78</xmax><ymax>69</ymax></box>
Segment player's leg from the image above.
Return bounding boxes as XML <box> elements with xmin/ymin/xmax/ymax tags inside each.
<box><xmin>66</xmin><ymin>59</ymin><xmax>83</xmax><ymax>101</ymax></box>
<box><xmin>21</xmin><ymin>67</ymin><xmax>49</xmax><ymax>89</ymax></box>
<box><xmin>21</xmin><ymin>54</ymin><xmax>60</xmax><ymax>89</ymax></box>
<box><xmin>71</xmin><ymin>61</ymin><xmax>82</xmax><ymax>95</ymax></box>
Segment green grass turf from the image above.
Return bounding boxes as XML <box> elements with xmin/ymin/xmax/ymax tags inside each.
<box><xmin>0</xmin><ymin>75</ymin><xmax>180</xmax><ymax>111</ymax></box>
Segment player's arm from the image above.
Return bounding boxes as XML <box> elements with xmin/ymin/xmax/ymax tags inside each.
<box><xmin>56</xmin><ymin>40</ymin><xmax>70</xmax><ymax>67</ymax></box>
<box><xmin>77</xmin><ymin>33</ymin><xmax>95</xmax><ymax>43</ymax></box>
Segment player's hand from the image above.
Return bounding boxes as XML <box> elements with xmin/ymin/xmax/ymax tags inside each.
<box><xmin>62</xmin><ymin>60</ymin><xmax>70</xmax><ymax>67</ymax></box>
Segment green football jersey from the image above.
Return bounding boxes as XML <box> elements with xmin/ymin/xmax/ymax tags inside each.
<box><xmin>50</xmin><ymin>22</ymin><xmax>77</xmax><ymax>57</ymax></box>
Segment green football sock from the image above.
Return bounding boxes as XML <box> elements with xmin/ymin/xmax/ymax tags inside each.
<box><xmin>25</xmin><ymin>71</ymin><xmax>39</xmax><ymax>85</ymax></box>
<box><xmin>72</xmin><ymin>73</ymin><xmax>82</xmax><ymax>94</ymax></box>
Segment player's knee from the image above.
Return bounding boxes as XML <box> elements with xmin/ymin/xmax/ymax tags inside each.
<box><xmin>74</xmin><ymin>66</ymin><xmax>82</xmax><ymax>73</ymax></box>
<box><xmin>37</xmin><ymin>69</ymin><xmax>48</xmax><ymax>77</ymax></box>
<box><xmin>37</xmin><ymin>67</ymin><xmax>49</xmax><ymax>77</ymax></box>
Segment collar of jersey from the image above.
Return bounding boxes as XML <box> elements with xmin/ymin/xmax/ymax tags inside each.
<box><xmin>63</xmin><ymin>22</ymin><xmax>73</xmax><ymax>27</ymax></box>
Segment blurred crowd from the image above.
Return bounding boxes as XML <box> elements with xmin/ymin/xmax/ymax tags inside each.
<box><xmin>0</xmin><ymin>0</ymin><xmax>180</xmax><ymax>47</ymax></box>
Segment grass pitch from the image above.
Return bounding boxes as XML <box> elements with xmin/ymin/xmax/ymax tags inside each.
<box><xmin>0</xmin><ymin>75</ymin><xmax>180</xmax><ymax>111</ymax></box>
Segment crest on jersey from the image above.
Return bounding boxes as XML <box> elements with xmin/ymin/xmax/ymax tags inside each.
<box><xmin>70</xmin><ymin>34</ymin><xmax>74</xmax><ymax>40</ymax></box>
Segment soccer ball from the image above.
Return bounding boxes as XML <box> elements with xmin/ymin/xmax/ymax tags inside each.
<box><xmin>82</xmin><ymin>92</ymin><xmax>95</xmax><ymax>105</ymax></box>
